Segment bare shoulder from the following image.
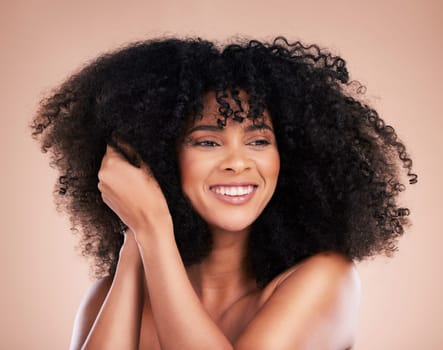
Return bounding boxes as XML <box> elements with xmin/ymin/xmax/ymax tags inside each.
<box><xmin>281</xmin><ymin>251</ymin><xmax>360</xmax><ymax>288</ymax></box>
<box><xmin>260</xmin><ymin>252</ymin><xmax>360</xmax><ymax>303</ymax></box>
<box><xmin>69</xmin><ymin>276</ymin><xmax>113</xmax><ymax>350</ymax></box>
<box><xmin>236</xmin><ymin>252</ymin><xmax>361</xmax><ymax>350</ymax></box>
<box><xmin>277</xmin><ymin>252</ymin><xmax>361</xmax><ymax>321</ymax></box>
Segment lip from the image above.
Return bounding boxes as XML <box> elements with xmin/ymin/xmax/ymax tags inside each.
<box><xmin>209</xmin><ymin>183</ymin><xmax>258</xmax><ymax>205</ymax></box>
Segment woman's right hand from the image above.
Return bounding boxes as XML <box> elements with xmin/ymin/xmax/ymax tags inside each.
<box><xmin>98</xmin><ymin>145</ymin><xmax>173</xmax><ymax>242</ymax></box>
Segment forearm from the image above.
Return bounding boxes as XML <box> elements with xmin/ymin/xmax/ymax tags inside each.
<box><xmin>137</xmin><ymin>231</ymin><xmax>233</xmax><ymax>350</ymax></box>
<box><xmin>81</xmin><ymin>250</ymin><xmax>144</xmax><ymax>350</ymax></box>
<box><xmin>96</xmin><ymin>146</ymin><xmax>232</xmax><ymax>349</ymax></box>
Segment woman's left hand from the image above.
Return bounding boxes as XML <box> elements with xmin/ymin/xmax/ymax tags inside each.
<box><xmin>97</xmin><ymin>144</ymin><xmax>173</xmax><ymax>238</ymax></box>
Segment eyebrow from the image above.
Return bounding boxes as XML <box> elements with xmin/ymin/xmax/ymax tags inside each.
<box><xmin>187</xmin><ymin>123</ymin><xmax>274</xmax><ymax>134</ymax></box>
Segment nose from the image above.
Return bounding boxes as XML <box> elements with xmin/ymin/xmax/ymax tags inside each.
<box><xmin>219</xmin><ymin>147</ymin><xmax>252</xmax><ymax>174</ymax></box>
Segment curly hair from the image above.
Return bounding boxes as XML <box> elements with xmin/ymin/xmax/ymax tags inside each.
<box><xmin>31</xmin><ymin>37</ymin><xmax>417</xmax><ymax>287</ymax></box>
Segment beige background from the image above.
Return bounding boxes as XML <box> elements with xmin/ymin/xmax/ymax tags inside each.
<box><xmin>1</xmin><ymin>0</ymin><xmax>442</xmax><ymax>349</ymax></box>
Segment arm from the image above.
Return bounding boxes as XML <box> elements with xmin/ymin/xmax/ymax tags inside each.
<box><xmin>98</xmin><ymin>146</ymin><xmax>361</xmax><ymax>350</ymax></box>
<box><xmin>137</xmin><ymin>239</ymin><xmax>359</xmax><ymax>350</ymax></box>
<box><xmin>97</xmin><ymin>145</ymin><xmax>232</xmax><ymax>350</ymax></box>
<box><xmin>136</xmin><ymin>240</ymin><xmax>359</xmax><ymax>350</ymax></box>
<box><xmin>235</xmin><ymin>252</ymin><xmax>361</xmax><ymax>350</ymax></box>
<box><xmin>136</xmin><ymin>230</ymin><xmax>233</xmax><ymax>350</ymax></box>
<box><xmin>69</xmin><ymin>231</ymin><xmax>144</xmax><ymax>350</ymax></box>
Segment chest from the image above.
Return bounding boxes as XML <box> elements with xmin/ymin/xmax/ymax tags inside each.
<box><xmin>137</xmin><ymin>292</ymin><xmax>262</xmax><ymax>349</ymax></box>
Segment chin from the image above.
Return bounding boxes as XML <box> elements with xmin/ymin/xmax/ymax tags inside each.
<box><xmin>208</xmin><ymin>217</ymin><xmax>256</xmax><ymax>234</ymax></box>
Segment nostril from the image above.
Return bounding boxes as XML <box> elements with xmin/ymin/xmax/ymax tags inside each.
<box><xmin>220</xmin><ymin>152</ymin><xmax>253</xmax><ymax>173</ymax></box>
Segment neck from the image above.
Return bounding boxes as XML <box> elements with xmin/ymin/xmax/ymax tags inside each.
<box><xmin>186</xmin><ymin>227</ymin><xmax>257</xmax><ymax>316</ymax></box>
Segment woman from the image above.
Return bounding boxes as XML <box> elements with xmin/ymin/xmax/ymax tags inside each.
<box><xmin>31</xmin><ymin>37</ymin><xmax>416</xmax><ymax>349</ymax></box>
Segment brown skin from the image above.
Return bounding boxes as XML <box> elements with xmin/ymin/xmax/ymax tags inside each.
<box><xmin>69</xmin><ymin>94</ymin><xmax>361</xmax><ymax>350</ymax></box>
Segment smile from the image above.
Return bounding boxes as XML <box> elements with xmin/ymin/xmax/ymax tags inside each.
<box><xmin>211</xmin><ymin>185</ymin><xmax>255</xmax><ymax>196</ymax></box>
<box><xmin>209</xmin><ymin>184</ymin><xmax>258</xmax><ymax>204</ymax></box>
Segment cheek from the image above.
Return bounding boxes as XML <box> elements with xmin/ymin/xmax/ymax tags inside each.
<box><xmin>178</xmin><ymin>154</ymin><xmax>192</xmax><ymax>195</ymax></box>
<box><xmin>178</xmin><ymin>152</ymin><xmax>207</xmax><ymax>196</ymax></box>
<box><xmin>260</xmin><ymin>152</ymin><xmax>280</xmax><ymax>182</ymax></box>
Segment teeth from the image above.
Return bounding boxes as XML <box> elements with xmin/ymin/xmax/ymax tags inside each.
<box><xmin>212</xmin><ymin>185</ymin><xmax>254</xmax><ymax>196</ymax></box>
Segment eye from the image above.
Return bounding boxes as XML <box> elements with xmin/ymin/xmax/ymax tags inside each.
<box><xmin>194</xmin><ymin>140</ymin><xmax>220</xmax><ymax>147</ymax></box>
<box><xmin>249</xmin><ymin>139</ymin><xmax>271</xmax><ymax>146</ymax></box>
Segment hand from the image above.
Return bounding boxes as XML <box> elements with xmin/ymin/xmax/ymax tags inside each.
<box><xmin>98</xmin><ymin>144</ymin><xmax>173</xmax><ymax>237</ymax></box>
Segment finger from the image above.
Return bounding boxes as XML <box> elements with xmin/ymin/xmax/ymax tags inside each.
<box><xmin>108</xmin><ymin>138</ymin><xmax>143</xmax><ymax>167</ymax></box>
<box><xmin>139</xmin><ymin>161</ymin><xmax>154</xmax><ymax>177</ymax></box>
<box><xmin>99</xmin><ymin>145</ymin><xmax>133</xmax><ymax>179</ymax></box>
<box><xmin>105</xmin><ymin>144</ymin><xmax>117</xmax><ymax>155</ymax></box>
<box><xmin>97</xmin><ymin>180</ymin><xmax>110</xmax><ymax>194</ymax></box>
<box><xmin>98</xmin><ymin>146</ymin><xmax>115</xmax><ymax>175</ymax></box>
<box><xmin>100</xmin><ymin>193</ymin><xmax>119</xmax><ymax>215</ymax></box>
<box><xmin>104</xmin><ymin>145</ymin><xmax>125</xmax><ymax>161</ymax></box>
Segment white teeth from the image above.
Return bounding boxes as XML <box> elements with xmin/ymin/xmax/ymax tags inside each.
<box><xmin>212</xmin><ymin>185</ymin><xmax>254</xmax><ymax>196</ymax></box>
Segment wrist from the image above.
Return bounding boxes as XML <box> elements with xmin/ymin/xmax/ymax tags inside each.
<box><xmin>133</xmin><ymin>217</ymin><xmax>174</xmax><ymax>243</ymax></box>
<box><xmin>118</xmin><ymin>233</ymin><xmax>144</xmax><ymax>269</ymax></box>
<box><xmin>134</xmin><ymin>226</ymin><xmax>176</xmax><ymax>262</ymax></box>
<box><xmin>118</xmin><ymin>246</ymin><xmax>143</xmax><ymax>266</ymax></box>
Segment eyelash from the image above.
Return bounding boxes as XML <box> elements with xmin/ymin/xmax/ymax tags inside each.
<box><xmin>249</xmin><ymin>139</ymin><xmax>271</xmax><ymax>146</ymax></box>
<box><xmin>193</xmin><ymin>139</ymin><xmax>271</xmax><ymax>147</ymax></box>
<box><xmin>193</xmin><ymin>140</ymin><xmax>219</xmax><ymax>147</ymax></box>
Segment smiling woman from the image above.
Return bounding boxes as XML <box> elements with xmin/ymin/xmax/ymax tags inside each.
<box><xmin>30</xmin><ymin>37</ymin><xmax>416</xmax><ymax>349</ymax></box>
<box><xmin>178</xmin><ymin>92</ymin><xmax>280</xmax><ymax>234</ymax></box>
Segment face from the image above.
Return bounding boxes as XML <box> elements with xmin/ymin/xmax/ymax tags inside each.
<box><xmin>178</xmin><ymin>92</ymin><xmax>280</xmax><ymax>234</ymax></box>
